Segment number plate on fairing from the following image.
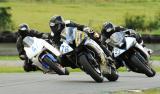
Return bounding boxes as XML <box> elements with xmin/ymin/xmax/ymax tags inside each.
<box><xmin>60</xmin><ymin>42</ymin><xmax>73</xmax><ymax>54</ymax></box>
<box><xmin>113</xmin><ymin>47</ymin><xmax>125</xmax><ymax>57</ymax></box>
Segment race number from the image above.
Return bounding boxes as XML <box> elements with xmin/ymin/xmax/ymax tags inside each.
<box><xmin>60</xmin><ymin>42</ymin><xmax>73</xmax><ymax>54</ymax></box>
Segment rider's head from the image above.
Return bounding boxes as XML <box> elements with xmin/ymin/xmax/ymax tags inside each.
<box><xmin>18</xmin><ymin>23</ymin><xmax>30</xmax><ymax>37</ymax></box>
<box><xmin>102</xmin><ymin>22</ymin><xmax>115</xmax><ymax>33</ymax></box>
<box><xmin>49</xmin><ymin>15</ymin><xmax>65</xmax><ymax>34</ymax></box>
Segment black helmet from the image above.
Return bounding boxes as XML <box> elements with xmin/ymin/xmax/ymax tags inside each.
<box><xmin>102</xmin><ymin>22</ymin><xmax>115</xmax><ymax>33</ymax></box>
<box><xmin>18</xmin><ymin>23</ymin><xmax>29</xmax><ymax>37</ymax></box>
<box><xmin>49</xmin><ymin>15</ymin><xmax>65</xmax><ymax>34</ymax></box>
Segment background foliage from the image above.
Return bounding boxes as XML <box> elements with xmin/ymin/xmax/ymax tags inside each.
<box><xmin>0</xmin><ymin>0</ymin><xmax>160</xmax><ymax>33</ymax></box>
<box><xmin>0</xmin><ymin>7</ymin><xmax>14</xmax><ymax>32</ymax></box>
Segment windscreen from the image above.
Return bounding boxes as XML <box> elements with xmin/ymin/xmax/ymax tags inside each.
<box><xmin>108</xmin><ymin>32</ymin><xmax>125</xmax><ymax>47</ymax></box>
<box><xmin>23</xmin><ymin>36</ymin><xmax>34</xmax><ymax>47</ymax></box>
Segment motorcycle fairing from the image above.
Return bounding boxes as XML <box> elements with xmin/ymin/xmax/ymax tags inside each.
<box><xmin>113</xmin><ymin>37</ymin><xmax>136</xmax><ymax>57</ymax></box>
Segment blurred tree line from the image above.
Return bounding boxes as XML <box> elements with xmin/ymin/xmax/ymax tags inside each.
<box><xmin>0</xmin><ymin>7</ymin><xmax>16</xmax><ymax>43</ymax></box>
<box><xmin>124</xmin><ymin>13</ymin><xmax>160</xmax><ymax>32</ymax></box>
<box><xmin>0</xmin><ymin>7</ymin><xmax>14</xmax><ymax>32</ymax></box>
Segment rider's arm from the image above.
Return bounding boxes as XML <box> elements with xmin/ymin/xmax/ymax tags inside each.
<box><xmin>65</xmin><ymin>20</ymin><xmax>97</xmax><ymax>36</ymax></box>
<box><xmin>30</xmin><ymin>30</ymin><xmax>49</xmax><ymax>39</ymax></box>
<box><xmin>100</xmin><ymin>33</ymin><xmax>108</xmax><ymax>45</ymax></box>
<box><xmin>65</xmin><ymin>20</ymin><xmax>86</xmax><ymax>31</ymax></box>
<box><xmin>16</xmin><ymin>36</ymin><xmax>26</xmax><ymax>60</ymax></box>
<box><xmin>65</xmin><ymin>20</ymin><xmax>101</xmax><ymax>42</ymax></box>
<box><xmin>114</xmin><ymin>26</ymin><xmax>126</xmax><ymax>32</ymax></box>
<box><xmin>114</xmin><ymin>26</ymin><xmax>137</xmax><ymax>36</ymax></box>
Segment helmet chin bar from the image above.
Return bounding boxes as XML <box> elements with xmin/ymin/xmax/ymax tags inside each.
<box><xmin>20</xmin><ymin>27</ymin><xmax>28</xmax><ymax>31</ymax></box>
<box><xmin>50</xmin><ymin>22</ymin><xmax>55</xmax><ymax>27</ymax></box>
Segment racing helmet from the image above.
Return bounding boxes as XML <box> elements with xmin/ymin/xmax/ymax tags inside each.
<box><xmin>18</xmin><ymin>23</ymin><xmax>29</xmax><ymax>37</ymax></box>
<box><xmin>102</xmin><ymin>22</ymin><xmax>115</xmax><ymax>33</ymax></box>
<box><xmin>49</xmin><ymin>15</ymin><xmax>65</xmax><ymax>34</ymax></box>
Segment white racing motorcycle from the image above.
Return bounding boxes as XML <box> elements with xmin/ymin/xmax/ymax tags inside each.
<box><xmin>106</xmin><ymin>32</ymin><xmax>156</xmax><ymax>77</ymax></box>
<box><xmin>23</xmin><ymin>36</ymin><xmax>69</xmax><ymax>75</ymax></box>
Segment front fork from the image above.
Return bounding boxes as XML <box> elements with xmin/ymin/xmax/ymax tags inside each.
<box><xmin>87</xmin><ymin>54</ymin><xmax>99</xmax><ymax>67</ymax></box>
<box><xmin>84</xmin><ymin>46</ymin><xmax>108</xmax><ymax>75</ymax></box>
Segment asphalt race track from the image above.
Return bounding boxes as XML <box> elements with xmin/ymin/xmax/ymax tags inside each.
<box><xmin>0</xmin><ymin>72</ymin><xmax>159</xmax><ymax>94</ymax></box>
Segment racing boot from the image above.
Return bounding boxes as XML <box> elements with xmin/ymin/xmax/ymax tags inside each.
<box><xmin>23</xmin><ymin>63</ymin><xmax>39</xmax><ymax>72</ymax></box>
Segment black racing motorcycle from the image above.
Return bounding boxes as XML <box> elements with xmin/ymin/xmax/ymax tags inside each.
<box><xmin>105</xmin><ymin>32</ymin><xmax>156</xmax><ymax>77</ymax></box>
<box><xmin>59</xmin><ymin>27</ymin><xmax>119</xmax><ymax>82</ymax></box>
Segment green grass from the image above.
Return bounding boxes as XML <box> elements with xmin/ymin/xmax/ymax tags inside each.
<box><xmin>118</xmin><ymin>67</ymin><xmax>128</xmax><ymax>72</ymax></box>
<box><xmin>0</xmin><ymin>67</ymin><xmax>81</xmax><ymax>73</ymax></box>
<box><xmin>0</xmin><ymin>66</ymin><xmax>24</xmax><ymax>73</ymax></box>
<box><xmin>69</xmin><ymin>68</ymin><xmax>81</xmax><ymax>72</ymax></box>
<box><xmin>0</xmin><ymin>1</ymin><xmax>160</xmax><ymax>32</ymax></box>
<box><xmin>151</xmin><ymin>55</ymin><xmax>160</xmax><ymax>61</ymax></box>
<box><xmin>0</xmin><ymin>56</ymin><xmax>19</xmax><ymax>60</ymax></box>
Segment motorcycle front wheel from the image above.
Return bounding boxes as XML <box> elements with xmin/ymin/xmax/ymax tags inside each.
<box><xmin>130</xmin><ymin>52</ymin><xmax>156</xmax><ymax>77</ymax></box>
<box><xmin>104</xmin><ymin>66</ymin><xmax>119</xmax><ymax>81</ymax></box>
<box><xmin>42</xmin><ymin>56</ymin><xmax>69</xmax><ymax>75</ymax></box>
<box><xmin>79</xmin><ymin>53</ymin><xmax>104</xmax><ymax>82</ymax></box>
